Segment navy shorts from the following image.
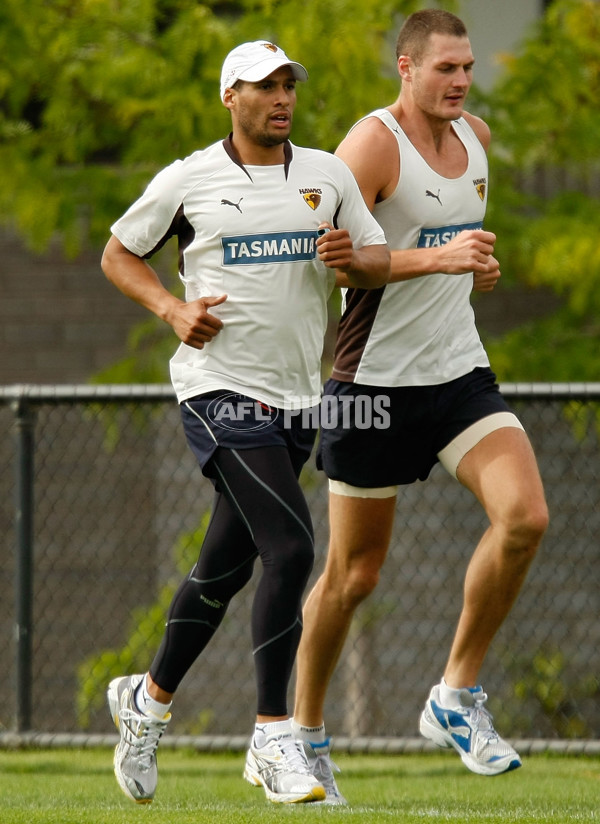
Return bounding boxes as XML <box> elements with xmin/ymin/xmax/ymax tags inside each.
<box><xmin>181</xmin><ymin>391</ymin><xmax>318</xmax><ymax>482</ymax></box>
<box><xmin>317</xmin><ymin>367</ymin><xmax>514</xmax><ymax>487</ymax></box>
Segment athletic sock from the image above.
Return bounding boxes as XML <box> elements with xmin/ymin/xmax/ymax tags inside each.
<box><xmin>134</xmin><ymin>673</ymin><xmax>172</xmax><ymax>719</ymax></box>
<box><xmin>254</xmin><ymin>718</ymin><xmax>292</xmax><ymax>748</ymax></box>
<box><xmin>291</xmin><ymin>718</ymin><xmax>327</xmax><ymax>744</ymax></box>
<box><xmin>439</xmin><ymin>677</ymin><xmax>471</xmax><ymax>710</ymax></box>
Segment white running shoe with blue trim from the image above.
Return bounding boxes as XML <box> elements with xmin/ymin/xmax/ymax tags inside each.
<box><xmin>419</xmin><ymin>683</ymin><xmax>521</xmax><ymax>776</ymax></box>
<box><xmin>302</xmin><ymin>737</ymin><xmax>347</xmax><ymax>805</ymax></box>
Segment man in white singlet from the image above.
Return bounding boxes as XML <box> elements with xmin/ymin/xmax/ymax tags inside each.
<box><xmin>291</xmin><ymin>10</ymin><xmax>548</xmax><ymax>799</ymax></box>
<box><xmin>101</xmin><ymin>40</ymin><xmax>389</xmax><ymax>806</ymax></box>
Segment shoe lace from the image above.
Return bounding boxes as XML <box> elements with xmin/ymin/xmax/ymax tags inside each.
<box><xmin>468</xmin><ymin>691</ymin><xmax>499</xmax><ymax>742</ymax></box>
<box><xmin>314</xmin><ymin>751</ymin><xmax>341</xmax><ymax>794</ymax></box>
<box><xmin>274</xmin><ymin>736</ymin><xmax>312</xmax><ymax>775</ymax></box>
<box><xmin>120</xmin><ymin>708</ymin><xmax>169</xmax><ymax>769</ymax></box>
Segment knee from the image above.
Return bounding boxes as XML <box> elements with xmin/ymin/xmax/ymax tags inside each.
<box><xmin>347</xmin><ymin>563</ymin><xmax>381</xmax><ymax>605</ymax></box>
<box><xmin>504</xmin><ymin>497</ymin><xmax>549</xmax><ymax>558</ymax></box>
<box><xmin>275</xmin><ymin>530</ymin><xmax>315</xmax><ymax>580</ymax></box>
<box><xmin>324</xmin><ymin>555</ymin><xmax>382</xmax><ymax>612</ymax></box>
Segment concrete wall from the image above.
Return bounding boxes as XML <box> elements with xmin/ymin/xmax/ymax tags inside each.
<box><xmin>0</xmin><ymin>229</ymin><xmax>149</xmax><ymax>385</ymax></box>
<box><xmin>459</xmin><ymin>0</ymin><xmax>542</xmax><ymax>91</ymax></box>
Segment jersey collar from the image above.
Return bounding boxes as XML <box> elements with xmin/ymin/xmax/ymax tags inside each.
<box><xmin>222</xmin><ymin>134</ymin><xmax>293</xmax><ymax>181</ymax></box>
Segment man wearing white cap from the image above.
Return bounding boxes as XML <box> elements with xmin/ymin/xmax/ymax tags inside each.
<box><xmin>101</xmin><ymin>40</ymin><xmax>389</xmax><ymax>806</ymax></box>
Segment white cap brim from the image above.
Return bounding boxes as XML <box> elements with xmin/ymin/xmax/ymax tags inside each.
<box><xmin>237</xmin><ymin>57</ymin><xmax>308</xmax><ymax>85</ymax></box>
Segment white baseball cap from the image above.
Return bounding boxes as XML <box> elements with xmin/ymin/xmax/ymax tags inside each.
<box><xmin>220</xmin><ymin>40</ymin><xmax>308</xmax><ymax>101</ymax></box>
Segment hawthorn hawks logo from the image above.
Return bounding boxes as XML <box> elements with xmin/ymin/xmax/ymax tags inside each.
<box><xmin>473</xmin><ymin>178</ymin><xmax>487</xmax><ymax>201</ymax></box>
<box><xmin>299</xmin><ymin>188</ymin><xmax>322</xmax><ymax>210</ymax></box>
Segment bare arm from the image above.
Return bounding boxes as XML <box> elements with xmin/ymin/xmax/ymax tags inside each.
<box><xmin>391</xmin><ymin>230</ymin><xmax>500</xmax><ymax>282</ymax></box>
<box><xmin>316</xmin><ymin>226</ymin><xmax>389</xmax><ymax>289</ymax></box>
<box><xmin>101</xmin><ymin>235</ymin><xmax>226</xmax><ymax>349</ymax></box>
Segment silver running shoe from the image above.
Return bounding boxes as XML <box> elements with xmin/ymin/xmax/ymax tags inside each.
<box><xmin>302</xmin><ymin>737</ymin><xmax>347</xmax><ymax>805</ymax></box>
<box><xmin>244</xmin><ymin>730</ymin><xmax>326</xmax><ymax>804</ymax></box>
<box><xmin>107</xmin><ymin>674</ymin><xmax>171</xmax><ymax>803</ymax></box>
<box><xmin>419</xmin><ymin>683</ymin><xmax>522</xmax><ymax>776</ymax></box>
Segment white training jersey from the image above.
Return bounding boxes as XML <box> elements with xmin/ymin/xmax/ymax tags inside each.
<box><xmin>331</xmin><ymin>109</ymin><xmax>490</xmax><ymax>388</ymax></box>
<box><xmin>111</xmin><ymin>137</ymin><xmax>386</xmax><ymax>408</ymax></box>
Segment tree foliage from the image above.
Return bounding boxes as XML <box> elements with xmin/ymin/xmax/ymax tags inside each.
<box><xmin>0</xmin><ymin>0</ymin><xmax>424</xmax><ymax>255</ymax></box>
<box><xmin>481</xmin><ymin>0</ymin><xmax>600</xmax><ymax>380</ymax></box>
<box><xmin>3</xmin><ymin>0</ymin><xmax>598</xmax><ymax>381</ymax></box>
<box><xmin>1</xmin><ymin>0</ymin><xmax>430</xmax><ymax>383</ymax></box>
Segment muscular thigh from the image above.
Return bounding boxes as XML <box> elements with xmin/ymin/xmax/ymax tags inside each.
<box><xmin>326</xmin><ymin>492</ymin><xmax>396</xmax><ymax>579</ymax></box>
<box><xmin>457</xmin><ymin>426</ymin><xmax>546</xmax><ymax>521</ymax></box>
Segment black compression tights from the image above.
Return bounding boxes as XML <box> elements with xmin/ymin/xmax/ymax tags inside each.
<box><xmin>149</xmin><ymin>445</ymin><xmax>315</xmax><ymax>716</ymax></box>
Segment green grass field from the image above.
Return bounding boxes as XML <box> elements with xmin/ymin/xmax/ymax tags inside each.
<box><xmin>0</xmin><ymin>749</ymin><xmax>598</xmax><ymax>823</ymax></box>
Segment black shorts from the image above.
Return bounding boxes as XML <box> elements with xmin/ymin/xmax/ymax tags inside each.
<box><xmin>181</xmin><ymin>391</ymin><xmax>318</xmax><ymax>482</ymax></box>
<box><xmin>317</xmin><ymin>367</ymin><xmax>514</xmax><ymax>487</ymax></box>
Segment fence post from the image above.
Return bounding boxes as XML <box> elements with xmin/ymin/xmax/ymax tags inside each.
<box><xmin>12</xmin><ymin>396</ymin><xmax>35</xmax><ymax>732</ymax></box>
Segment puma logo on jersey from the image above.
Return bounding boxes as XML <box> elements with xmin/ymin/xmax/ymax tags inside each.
<box><xmin>221</xmin><ymin>197</ymin><xmax>243</xmax><ymax>213</ymax></box>
<box><xmin>425</xmin><ymin>189</ymin><xmax>443</xmax><ymax>206</ymax></box>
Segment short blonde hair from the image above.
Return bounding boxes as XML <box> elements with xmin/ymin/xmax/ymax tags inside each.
<box><xmin>396</xmin><ymin>9</ymin><xmax>467</xmax><ymax>64</ymax></box>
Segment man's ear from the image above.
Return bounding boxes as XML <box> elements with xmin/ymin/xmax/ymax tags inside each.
<box><xmin>397</xmin><ymin>54</ymin><xmax>413</xmax><ymax>83</ymax></box>
<box><xmin>222</xmin><ymin>88</ymin><xmax>236</xmax><ymax>110</ymax></box>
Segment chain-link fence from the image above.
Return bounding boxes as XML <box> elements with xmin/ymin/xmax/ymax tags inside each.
<box><xmin>1</xmin><ymin>384</ymin><xmax>599</xmax><ymax>746</ymax></box>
